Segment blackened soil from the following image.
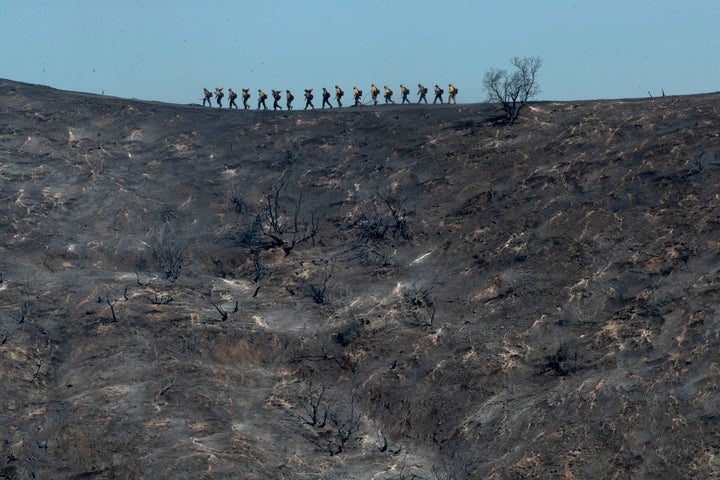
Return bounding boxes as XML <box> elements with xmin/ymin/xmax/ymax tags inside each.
<box><xmin>1</xmin><ymin>79</ymin><xmax>719</xmax><ymax>479</ymax></box>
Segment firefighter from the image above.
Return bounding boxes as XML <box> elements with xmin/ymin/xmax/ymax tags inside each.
<box><xmin>241</xmin><ymin>88</ymin><xmax>251</xmax><ymax>109</ymax></box>
<box><xmin>215</xmin><ymin>87</ymin><xmax>224</xmax><ymax>107</ymax></box>
<box><xmin>353</xmin><ymin>86</ymin><xmax>362</xmax><ymax>106</ymax></box>
<box><xmin>202</xmin><ymin>88</ymin><xmax>212</xmax><ymax>107</ymax></box>
<box><xmin>370</xmin><ymin>84</ymin><xmax>380</xmax><ymax>105</ymax></box>
<box><xmin>335</xmin><ymin>85</ymin><xmax>344</xmax><ymax>107</ymax></box>
<box><xmin>433</xmin><ymin>84</ymin><xmax>444</xmax><ymax>104</ymax></box>
<box><xmin>321</xmin><ymin>88</ymin><xmax>333</xmax><ymax>109</ymax></box>
<box><xmin>272</xmin><ymin>89</ymin><xmax>283</xmax><ymax>110</ymax></box>
<box><xmin>400</xmin><ymin>84</ymin><xmax>411</xmax><ymax>104</ymax></box>
<box><xmin>304</xmin><ymin>88</ymin><xmax>314</xmax><ymax>109</ymax></box>
<box><xmin>383</xmin><ymin>85</ymin><xmax>394</xmax><ymax>104</ymax></box>
<box><xmin>286</xmin><ymin>90</ymin><xmax>294</xmax><ymax>110</ymax></box>
<box><xmin>417</xmin><ymin>84</ymin><xmax>428</xmax><ymax>104</ymax></box>
<box><xmin>228</xmin><ymin>88</ymin><xmax>238</xmax><ymax>108</ymax></box>
<box><xmin>257</xmin><ymin>89</ymin><xmax>268</xmax><ymax>110</ymax></box>
<box><xmin>448</xmin><ymin>83</ymin><xmax>458</xmax><ymax>104</ymax></box>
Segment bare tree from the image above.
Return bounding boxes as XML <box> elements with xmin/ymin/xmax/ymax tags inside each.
<box><xmin>290</xmin><ymin>380</ymin><xmax>329</xmax><ymax>428</ymax></box>
<box><xmin>152</xmin><ymin>224</ymin><xmax>188</xmax><ymax>282</ymax></box>
<box><xmin>236</xmin><ymin>182</ymin><xmax>319</xmax><ymax>256</ymax></box>
<box><xmin>307</xmin><ymin>258</ymin><xmax>336</xmax><ymax>305</ymax></box>
<box><xmin>329</xmin><ymin>391</ymin><xmax>363</xmax><ymax>455</ymax></box>
<box><xmin>483</xmin><ymin>56</ymin><xmax>542</xmax><ymax>124</ymax></box>
<box><xmin>308</xmin><ymin>272</ymin><xmax>331</xmax><ymax>304</ymax></box>
<box><xmin>153</xmin><ymin>377</ymin><xmax>176</xmax><ymax>407</ymax></box>
<box><xmin>284</xmin><ymin>378</ymin><xmax>364</xmax><ymax>456</ymax></box>
<box><xmin>106</xmin><ymin>295</ymin><xmax>118</xmax><ymax>322</ymax></box>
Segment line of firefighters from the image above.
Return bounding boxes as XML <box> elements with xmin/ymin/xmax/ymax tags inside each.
<box><xmin>202</xmin><ymin>83</ymin><xmax>458</xmax><ymax>110</ymax></box>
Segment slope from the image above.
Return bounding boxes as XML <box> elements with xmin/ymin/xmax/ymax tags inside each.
<box><xmin>0</xmin><ymin>79</ymin><xmax>719</xmax><ymax>479</ymax></box>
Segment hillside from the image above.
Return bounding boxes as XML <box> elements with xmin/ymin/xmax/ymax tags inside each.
<box><xmin>1</xmin><ymin>79</ymin><xmax>719</xmax><ymax>479</ymax></box>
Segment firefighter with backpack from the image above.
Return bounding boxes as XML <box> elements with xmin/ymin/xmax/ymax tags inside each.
<box><xmin>383</xmin><ymin>86</ymin><xmax>394</xmax><ymax>104</ymax></box>
<box><xmin>286</xmin><ymin>90</ymin><xmax>294</xmax><ymax>110</ymax></box>
<box><xmin>241</xmin><ymin>88</ymin><xmax>251</xmax><ymax>109</ymax></box>
<box><xmin>257</xmin><ymin>89</ymin><xmax>268</xmax><ymax>110</ymax></box>
<box><xmin>228</xmin><ymin>88</ymin><xmax>238</xmax><ymax>108</ymax></box>
<box><xmin>335</xmin><ymin>85</ymin><xmax>344</xmax><ymax>107</ymax></box>
<box><xmin>448</xmin><ymin>84</ymin><xmax>458</xmax><ymax>104</ymax></box>
<box><xmin>400</xmin><ymin>84</ymin><xmax>411</xmax><ymax>104</ymax></box>
<box><xmin>304</xmin><ymin>89</ymin><xmax>315</xmax><ymax>109</ymax></box>
<box><xmin>215</xmin><ymin>87</ymin><xmax>224</xmax><ymax>107</ymax></box>
<box><xmin>321</xmin><ymin>88</ymin><xmax>333</xmax><ymax>109</ymax></box>
<box><xmin>353</xmin><ymin>86</ymin><xmax>362</xmax><ymax>106</ymax></box>
<box><xmin>417</xmin><ymin>84</ymin><xmax>428</xmax><ymax>104</ymax></box>
<box><xmin>271</xmin><ymin>89</ymin><xmax>283</xmax><ymax>110</ymax></box>
<box><xmin>433</xmin><ymin>84</ymin><xmax>444</xmax><ymax>104</ymax></box>
<box><xmin>203</xmin><ymin>88</ymin><xmax>213</xmax><ymax>107</ymax></box>
<box><xmin>370</xmin><ymin>84</ymin><xmax>380</xmax><ymax>105</ymax></box>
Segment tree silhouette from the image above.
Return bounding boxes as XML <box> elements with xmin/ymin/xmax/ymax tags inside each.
<box><xmin>483</xmin><ymin>56</ymin><xmax>542</xmax><ymax>124</ymax></box>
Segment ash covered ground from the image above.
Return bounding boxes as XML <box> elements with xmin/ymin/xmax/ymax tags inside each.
<box><xmin>1</xmin><ymin>79</ymin><xmax>719</xmax><ymax>479</ymax></box>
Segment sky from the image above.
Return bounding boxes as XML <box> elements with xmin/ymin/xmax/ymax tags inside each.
<box><xmin>1</xmin><ymin>0</ymin><xmax>718</xmax><ymax>105</ymax></box>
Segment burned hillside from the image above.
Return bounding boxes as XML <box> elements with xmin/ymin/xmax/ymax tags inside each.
<box><xmin>1</xmin><ymin>79</ymin><xmax>719</xmax><ymax>479</ymax></box>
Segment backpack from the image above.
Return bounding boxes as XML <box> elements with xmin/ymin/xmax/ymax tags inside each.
<box><xmin>218</xmin><ymin>92</ymin><xmax>224</xmax><ymax>98</ymax></box>
<box><xmin>261</xmin><ymin>92</ymin><xmax>268</xmax><ymax>100</ymax></box>
<box><xmin>288</xmin><ymin>93</ymin><xmax>294</xmax><ymax>101</ymax></box>
<box><xmin>386</xmin><ymin>89</ymin><xmax>393</xmax><ymax>96</ymax></box>
<box><xmin>453</xmin><ymin>87</ymin><xmax>458</xmax><ymax>95</ymax></box>
<box><xmin>307</xmin><ymin>93</ymin><xmax>314</xmax><ymax>100</ymax></box>
<box><xmin>423</xmin><ymin>87</ymin><xmax>428</xmax><ymax>94</ymax></box>
<box><xmin>439</xmin><ymin>89</ymin><xmax>444</xmax><ymax>95</ymax></box>
<box><xmin>338</xmin><ymin>90</ymin><xmax>344</xmax><ymax>97</ymax></box>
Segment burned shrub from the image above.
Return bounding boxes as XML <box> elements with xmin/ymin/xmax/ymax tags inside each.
<box><xmin>345</xmin><ymin>191</ymin><xmax>414</xmax><ymax>265</ymax></box>
<box><xmin>542</xmin><ymin>344</ymin><xmax>576</xmax><ymax>376</ymax></box>
<box><xmin>234</xmin><ymin>182</ymin><xmax>319</xmax><ymax>256</ymax></box>
<box><xmin>151</xmin><ymin>224</ymin><xmax>188</xmax><ymax>282</ymax></box>
<box><xmin>403</xmin><ymin>283</ymin><xmax>436</xmax><ymax>327</ymax></box>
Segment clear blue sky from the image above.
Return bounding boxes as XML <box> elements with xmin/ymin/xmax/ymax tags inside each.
<box><xmin>2</xmin><ymin>0</ymin><xmax>718</xmax><ymax>104</ymax></box>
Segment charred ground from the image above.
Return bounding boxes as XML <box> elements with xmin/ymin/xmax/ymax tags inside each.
<box><xmin>1</xmin><ymin>79</ymin><xmax>719</xmax><ymax>479</ymax></box>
